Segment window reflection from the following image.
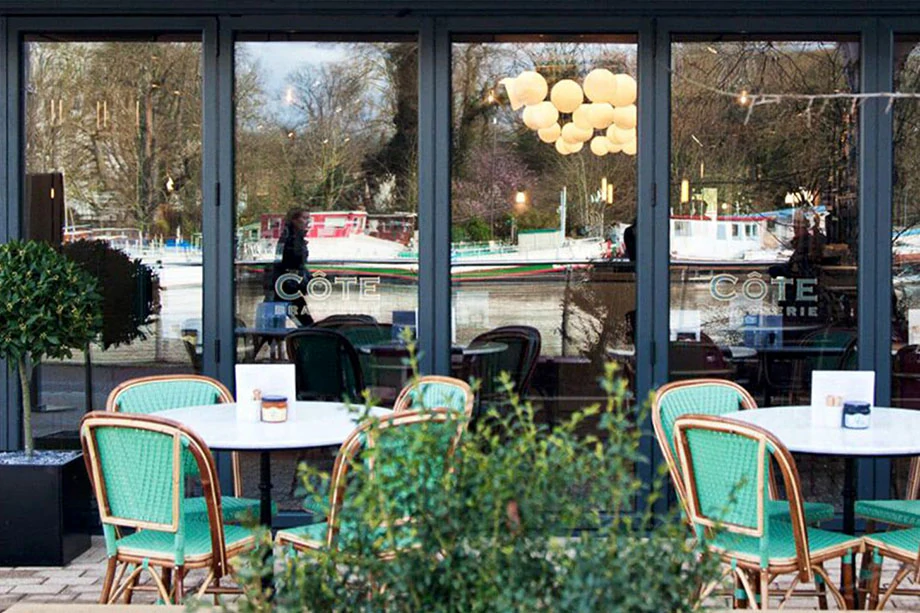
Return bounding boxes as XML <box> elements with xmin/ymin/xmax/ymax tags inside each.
<box><xmin>451</xmin><ymin>35</ymin><xmax>638</xmax><ymax>436</ymax></box>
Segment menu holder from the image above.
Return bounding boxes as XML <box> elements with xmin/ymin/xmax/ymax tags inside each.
<box><xmin>810</xmin><ymin>370</ymin><xmax>874</xmax><ymax>428</ymax></box>
<box><xmin>235</xmin><ymin>364</ymin><xmax>296</xmax><ymax>423</ymax></box>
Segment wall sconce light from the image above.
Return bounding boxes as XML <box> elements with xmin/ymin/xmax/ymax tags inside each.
<box><xmin>680</xmin><ymin>179</ymin><xmax>690</xmax><ymax>204</ymax></box>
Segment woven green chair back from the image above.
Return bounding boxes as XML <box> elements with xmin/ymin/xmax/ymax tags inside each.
<box><xmin>657</xmin><ymin>382</ymin><xmax>748</xmax><ymax>460</ymax></box>
<box><xmin>340</xmin><ymin>324</ymin><xmax>393</xmax><ymax>348</ymax></box>
<box><xmin>680</xmin><ymin>426</ymin><xmax>768</xmax><ymax>533</ymax></box>
<box><xmin>802</xmin><ymin>328</ymin><xmax>857</xmax><ymax>371</ymax></box>
<box><xmin>395</xmin><ymin>378</ymin><xmax>472</xmax><ymax>417</ymax></box>
<box><xmin>94</xmin><ymin>426</ymin><xmax>181</xmax><ymax>527</ymax></box>
<box><xmin>113</xmin><ymin>379</ymin><xmax>225</xmax><ymax>414</ymax></box>
<box><xmin>285</xmin><ymin>329</ymin><xmax>364</xmax><ymax>401</ymax></box>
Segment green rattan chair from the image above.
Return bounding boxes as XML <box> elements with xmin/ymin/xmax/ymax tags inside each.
<box><xmin>106</xmin><ymin>374</ymin><xmax>266</xmax><ymax>523</ymax></box>
<box><xmin>393</xmin><ymin>375</ymin><xmax>474</xmax><ymax>418</ymax></box>
<box><xmin>80</xmin><ymin>411</ymin><xmax>256</xmax><ymax>604</ymax></box>
<box><xmin>276</xmin><ymin>408</ymin><xmax>465</xmax><ymax>557</ymax></box>
<box><xmin>674</xmin><ymin>414</ymin><xmax>862</xmax><ymax>609</ymax></box>
<box><xmin>652</xmin><ymin>378</ymin><xmax>835</xmax><ymax>525</ymax></box>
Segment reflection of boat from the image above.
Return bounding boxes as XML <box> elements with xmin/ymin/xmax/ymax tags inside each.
<box><xmin>669</xmin><ymin>214</ymin><xmax>792</xmax><ymax>264</ymax></box>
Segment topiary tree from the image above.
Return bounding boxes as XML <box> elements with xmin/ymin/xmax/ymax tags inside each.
<box><xmin>0</xmin><ymin>241</ymin><xmax>102</xmax><ymax>455</ymax></box>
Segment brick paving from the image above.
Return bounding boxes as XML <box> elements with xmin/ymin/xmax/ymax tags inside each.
<box><xmin>2</xmin><ymin>535</ymin><xmax>920</xmax><ymax>610</ymax></box>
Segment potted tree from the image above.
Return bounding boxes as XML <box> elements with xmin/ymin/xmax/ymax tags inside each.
<box><xmin>0</xmin><ymin>240</ymin><xmax>102</xmax><ymax>566</ymax></box>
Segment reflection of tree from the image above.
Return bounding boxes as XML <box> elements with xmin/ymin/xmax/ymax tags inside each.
<box><xmin>26</xmin><ymin>42</ymin><xmax>203</xmax><ymax>237</ymax></box>
<box><xmin>236</xmin><ymin>42</ymin><xmax>420</xmax><ymax>225</ymax></box>
<box><xmin>671</xmin><ymin>41</ymin><xmax>859</xmax><ymax>258</ymax></box>
<box><xmin>894</xmin><ymin>43</ymin><xmax>920</xmax><ymax>238</ymax></box>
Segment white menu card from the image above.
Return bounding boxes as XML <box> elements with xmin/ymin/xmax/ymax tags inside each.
<box><xmin>810</xmin><ymin>370</ymin><xmax>874</xmax><ymax>428</ymax></box>
<box><xmin>234</xmin><ymin>364</ymin><xmax>297</xmax><ymax>422</ymax></box>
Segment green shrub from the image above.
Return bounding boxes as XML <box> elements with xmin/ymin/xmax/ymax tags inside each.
<box><xmin>227</xmin><ymin>365</ymin><xmax>719</xmax><ymax>612</ymax></box>
<box><xmin>0</xmin><ymin>240</ymin><xmax>102</xmax><ymax>453</ymax></box>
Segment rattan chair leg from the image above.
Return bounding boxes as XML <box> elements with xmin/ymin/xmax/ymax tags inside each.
<box><xmin>866</xmin><ymin>552</ymin><xmax>882</xmax><ymax>610</ymax></box>
<box><xmin>875</xmin><ymin>563</ymin><xmax>912</xmax><ymax>610</ymax></box>
<box><xmin>841</xmin><ymin>556</ymin><xmax>856</xmax><ymax>610</ymax></box>
<box><xmin>175</xmin><ymin>566</ymin><xmax>186</xmax><ymax>603</ymax></box>
<box><xmin>98</xmin><ymin>557</ymin><xmax>117</xmax><ymax>605</ymax></box>
<box><xmin>759</xmin><ymin>568</ymin><xmax>770</xmax><ymax>610</ymax></box>
<box><xmin>161</xmin><ymin>567</ymin><xmax>173</xmax><ymax>601</ymax></box>
<box><xmin>814</xmin><ymin>570</ymin><xmax>828</xmax><ymax>610</ymax></box>
<box><xmin>811</xmin><ymin>564</ymin><xmax>846</xmax><ymax>610</ymax></box>
<box><xmin>123</xmin><ymin>570</ymin><xmax>139</xmax><ymax>604</ymax></box>
<box><xmin>732</xmin><ymin>570</ymin><xmax>748</xmax><ymax>609</ymax></box>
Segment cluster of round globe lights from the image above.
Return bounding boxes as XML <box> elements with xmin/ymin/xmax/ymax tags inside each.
<box><xmin>501</xmin><ymin>69</ymin><xmax>638</xmax><ymax>156</ymax></box>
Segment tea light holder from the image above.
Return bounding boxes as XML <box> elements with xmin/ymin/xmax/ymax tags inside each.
<box><xmin>261</xmin><ymin>395</ymin><xmax>289</xmax><ymax>423</ymax></box>
<box><xmin>841</xmin><ymin>401</ymin><xmax>870</xmax><ymax>429</ymax></box>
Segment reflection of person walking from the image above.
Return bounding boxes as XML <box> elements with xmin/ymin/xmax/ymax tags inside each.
<box><xmin>272</xmin><ymin>208</ymin><xmax>313</xmax><ymax>326</ymax></box>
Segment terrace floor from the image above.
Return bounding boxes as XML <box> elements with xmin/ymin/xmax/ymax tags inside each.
<box><xmin>2</xmin><ymin>536</ymin><xmax>920</xmax><ymax>610</ymax></box>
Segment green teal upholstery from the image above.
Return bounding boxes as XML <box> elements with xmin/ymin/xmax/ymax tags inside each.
<box><xmin>656</xmin><ymin>382</ymin><xmax>834</xmax><ymax>524</ymax></box>
<box><xmin>396</xmin><ymin>378</ymin><xmax>471</xmax><ymax>415</ymax></box>
<box><xmin>112</xmin><ymin>380</ymin><xmax>225</xmax><ymax>415</ymax></box>
<box><xmin>116</xmin><ymin>521</ymin><xmax>256</xmax><ymax>561</ymax></box>
<box><xmin>856</xmin><ymin>499</ymin><xmax>920</xmax><ymax>528</ymax></box>
<box><xmin>865</xmin><ymin>526</ymin><xmax>920</xmax><ymax>557</ymax></box>
<box><xmin>84</xmin><ymin>414</ymin><xmax>256</xmax><ymax>567</ymax></box>
<box><xmin>110</xmin><ymin>376</ymin><xmax>266</xmax><ymax>523</ymax></box>
<box><xmin>675</xmin><ymin>416</ymin><xmax>860</xmax><ymax>585</ymax></box>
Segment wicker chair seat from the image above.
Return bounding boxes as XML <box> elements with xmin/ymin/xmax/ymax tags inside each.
<box><xmin>767</xmin><ymin>500</ymin><xmax>835</xmax><ymax>523</ymax></box>
<box><xmin>276</xmin><ymin>521</ymin><xmax>417</xmax><ymax>553</ymax></box>
<box><xmin>708</xmin><ymin>519</ymin><xmax>860</xmax><ymax>567</ymax></box>
<box><xmin>116</xmin><ymin>521</ymin><xmax>256</xmax><ymax>564</ymax></box>
<box><xmin>865</xmin><ymin>526</ymin><xmax>920</xmax><ymax>559</ymax></box>
<box><xmin>184</xmin><ymin>496</ymin><xmax>275</xmax><ymax>524</ymax></box>
<box><xmin>856</xmin><ymin>499</ymin><xmax>920</xmax><ymax>528</ymax></box>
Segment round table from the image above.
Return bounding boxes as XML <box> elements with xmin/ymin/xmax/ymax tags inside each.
<box><xmin>356</xmin><ymin>341</ymin><xmax>508</xmax><ymax>356</ymax></box>
<box><xmin>157</xmin><ymin>401</ymin><xmax>392</xmax><ymax>526</ymax></box>
<box><xmin>727</xmin><ymin>405</ymin><xmax>920</xmax><ymax>535</ymax></box>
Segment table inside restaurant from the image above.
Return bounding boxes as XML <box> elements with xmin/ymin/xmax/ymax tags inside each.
<box><xmin>235</xmin><ymin>326</ymin><xmax>293</xmax><ymax>361</ymax></box>
<box><xmin>157</xmin><ymin>401</ymin><xmax>391</xmax><ymax>526</ymax></box>
<box><xmin>728</xmin><ymin>405</ymin><xmax>920</xmax><ymax>535</ymax></box>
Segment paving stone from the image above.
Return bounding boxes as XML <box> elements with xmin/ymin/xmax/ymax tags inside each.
<box><xmin>43</xmin><ymin>577</ymin><xmax>98</xmax><ymax>587</ymax></box>
<box><xmin>0</xmin><ymin>573</ymin><xmax>36</xmax><ymax>580</ymax></box>
<box><xmin>0</xmin><ymin>579</ymin><xmax>43</xmax><ymax>587</ymax></box>
<box><xmin>9</xmin><ymin>584</ymin><xmax>63</xmax><ymax>595</ymax></box>
<box><xmin>34</xmin><ymin>570</ymin><xmax>83</xmax><ymax>580</ymax></box>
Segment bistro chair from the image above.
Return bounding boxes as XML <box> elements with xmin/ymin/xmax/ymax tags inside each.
<box><xmin>276</xmin><ymin>408</ymin><xmax>466</xmax><ymax>557</ymax></box>
<box><xmin>668</xmin><ymin>337</ymin><xmax>734</xmax><ymax>382</ymax></box>
<box><xmin>864</xmin><ymin>476</ymin><xmax>920</xmax><ymax>609</ymax></box>
<box><xmin>674</xmin><ymin>414</ymin><xmax>862</xmax><ymax>609</ymax></box>
<box><xmin>106</xmin><ymin>374</ymin><xmax>264</xmax><ymax>523</ymax></box>
<box><xmin>285</xmin><ymin>328</ymin><xmax>365</xmax><ymax>402</ymax></box>
<box><xmin>80</xmin><ymin>411</ymin><xmax>256</xmax><ymax>604</ymax></box>
<box><xmin>393</xmin><ymin>375</ymin><xmax>474</xmax><ymax>418</ymax></box>
<box><xmin>893</xmin><ymin>345</ymin><xmax>920</xmax><ymax>409</ymax></box>
<box><xmin>652</xmin><ymin>379</ymin><xmax>835</xmax><ymax>526</ymax></box>
<box><xmin>462</xmin><ymin>325</ymin><xmax>541</xmax><ymax>418</ymax></box>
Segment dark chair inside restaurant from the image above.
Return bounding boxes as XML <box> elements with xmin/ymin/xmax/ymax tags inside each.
<box><xmin>759</xmin><ymin>326</ymin><xmax>856</xmax><ymax>405</ymax></box>
<box><xmin>667</xmin><ymin>334</ymin><xmax>733</xmax><ymax>382</ymax></box>
<box><xmin>285</xmin><ymin>329</ymin><xmax>365</xmax><ymax>402</ymax></box>
<box><xmin>893</xmin><ymin>344</ymin><xmax>920</xmax><ymax>409</ymax></box>
<box><xmin>182</xmin><ymin>317</ymin><xmax>257</xmax><ymax>371</ymax></box>
<box><xmin>312</xmin><ymin>313</ymin><xmax>378</xmax><ymax>329</ymax></box>
<box><xmin>365</xmin><ymin>344</ymin><xmax>413</xmax><ymax>407</ymax></box>
<box><xmin>462</xmin><ymin>325</ymin><xmax>542</xmax><ymax>418</ymax></box>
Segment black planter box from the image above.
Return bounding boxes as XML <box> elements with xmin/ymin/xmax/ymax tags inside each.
<box><xmin>0</xmin><ymin>450</ymin><xmax>92</xmax><ymax>566</ymax></box>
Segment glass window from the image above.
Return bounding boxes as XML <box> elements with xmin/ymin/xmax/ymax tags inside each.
<box><xmin>451</xmin><ymin>34</ymin><xmax>638</xmax><ymax>437</ymax></box>
<box><xmin>890</xmin><ymin>35</ymin><xmax>920</xmax><ymax>497</ymax></box>
<box><xmin>25</xmin><ymin>34</ymin><xmax>203</xmax><ymax>445</ymax></box>
<box><xmin>670</xmin><ymin>35</ymin><xmax>860</xmax><ymax>510</ymax></box>
<box><xmin>234</xmin><ymin>35</ymin><xmax>418</xmax><ymax>510</ymax></box>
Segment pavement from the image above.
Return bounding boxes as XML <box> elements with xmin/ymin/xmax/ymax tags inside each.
<box><xmin>2</xmin><ymin>535</ymin><xmax>919</xmax><ymax>610</ymax></box>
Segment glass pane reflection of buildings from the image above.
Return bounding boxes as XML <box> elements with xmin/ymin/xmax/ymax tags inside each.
<box><xmin>670</xmin><ymin>37</ymin><xmax>860</xmax><ymax>509</ymax></box>
<box><xmin>450</xmin><ymin>35</ymin><xmax>638</xmax><ymax>438</ymax></box>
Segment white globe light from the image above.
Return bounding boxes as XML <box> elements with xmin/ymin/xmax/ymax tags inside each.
<box><xmin>606</xmin><ymin>124</ymin><xmax>635</xmax><ymax>145</ymax></box>
<box><xmin>555</xmin><ymin>138</ymin><xmax>572</xmax><ymax>155</ymax></box>
<box><xmin>583</xmin><ymin>68</ymin><xmax>618</xmax><ymax>103</ymax></box>
<box><xmin>590</xmin><ymin>136</ymin><xmax>609</xmax><ymax>156</ymax></box>
<box><xmin>610</xmin><ymin>74</ymin><xmax>638</xmax><ymax>107</ymax></box>
<box><xmin>621</xmin><ymin>139</ymin><xmax>637</xmax><ymax>156</ymax></box>
<box><xmin>588</xmin><ymin>103</ymin><xmax>616</xmax><ymax>129</ymax></box>
<box><xmin>500</xmin><ymin>77</ymin><xmax>525</xmax><ymax>110</ymax></box>
<box><xmin>572</xmin><ymin>104</ymin><xmax>594</xmax><ymax>130</ymax></box>
<box><xmin>566</xmin><ymin>140</ymin><xmax>584</xmax><ymax>153</ymax></box>
<box><xmin>612</xmin><ymin>104</ymin><xmax>637</xmax><ymax>129</ymax></box>
<box><xmin>562</xmin><ymin>122</ymin><xmax>593</xmax><ymax>144</ymax></box>
<box><xmin>606</xmin><ymin>138</ymin><xmax>622</xmax><ymax>154</ymax></box>
<box><xmin>532</xmin><ymin>101</ymin><xmax>559</xmax><ymax>130</ymax></box>
<box><xmin>538</xmin><ymin>123</ymin><xmax>562</xmax><ymax>143</ymax></box>
<box><xmin>516</xmin><ymin>70</ymin><xmax>549</xmax><ymax>106</ymax></box>
<box><xmin>550</xmin><ymin>79</ymin><xmax>584</xmax><ymax>114</ymax></box>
